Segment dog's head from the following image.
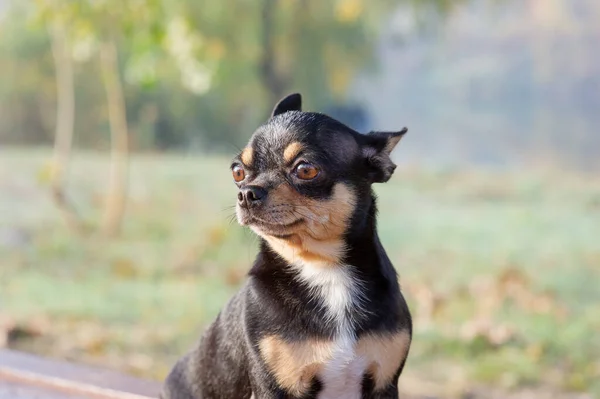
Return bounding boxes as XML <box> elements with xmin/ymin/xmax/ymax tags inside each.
<box><xmin>232</xmin><ymin>93</ymin><xmax>406</xmax><ymax>266</ymax></box>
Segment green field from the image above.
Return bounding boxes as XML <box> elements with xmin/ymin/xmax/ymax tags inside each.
<box><xmin>1</xmin><ymin>149</ymin><xmax>599</xmax><ymax>398</ymax></box>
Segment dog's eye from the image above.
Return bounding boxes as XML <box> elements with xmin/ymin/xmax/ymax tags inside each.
<box><xmin>232</xmin><ymin>165</ymin><xmax>246</xmax><ymax>182</ymax></box>
<box><xmin>294</xmin><ymin>163</ymin><xmax>319</xmax><ymax>180</ymax></box>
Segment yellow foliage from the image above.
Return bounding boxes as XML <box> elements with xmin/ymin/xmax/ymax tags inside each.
<box><xmin>335</xmin><ymin>0</ymin><xmax>363</xmax><ymax>23</ymax></box>
<box><xmin>110</xmin><ymin>258</ymin><xmax>139</xmax><ymax>279</ymax></box>
<box><xmin>329</xmin><ymin>64</ymin><xmax>352</xmax><ymax>96</ymax></box>
<box><xmin>525</xmin><ymin>343</ymin><xmax>544</xmax><ymax>361</ymax></box>
<box><xmin>280</xmin><ymin>0</ymin><xmax>297</xmax><ymax>10</ymax></box>
<box><xmin>207</xmin><ymin>224</ymin><xmax>227</xmax><ymax>247</ymax></box>
<box><xmin>206</xmin><ymin>39</ymin><xmax>226</xmax><ymax>61</ymax></box>
<box><xmin>37</xmin><ymin>161</ymin><xmax>59</xmax><ymax>185</ymax></box>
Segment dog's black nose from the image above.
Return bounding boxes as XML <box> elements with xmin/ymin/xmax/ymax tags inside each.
<box><xmin>238</xmin><ymin>186</ymin><xmax>267</xmax><ymax>208</ymax></box>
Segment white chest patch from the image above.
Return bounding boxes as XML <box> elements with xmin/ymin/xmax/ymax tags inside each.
<box><xmin>317</xmin><ymin>336</ymin><xmax>367</xmax><ymax>399</ymax></box>
<box><xmin>293</xmin><ymin>262</ymin><xmax>366</xmax><ymax>399</ymax></box>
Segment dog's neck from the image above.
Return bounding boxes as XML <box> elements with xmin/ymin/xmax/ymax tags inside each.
<box><xmin>343</xmin><ymin>192</ymin><xmax>390</xmax><ymax>273</ymax></box>
<box><xmin>345</xmin><ymin>192</ymin><xmax>379</xmax><ymax>253</ymax></box>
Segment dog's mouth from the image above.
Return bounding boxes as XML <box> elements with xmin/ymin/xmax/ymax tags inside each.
<box><xmin>237</xmin><ymin>208</ymin><xmax>304</xmax><ymax>237</ymax></box>
<box><xmin>248</xmin><ymin>217</ymin><xmax>304</xmax><ymax>237</ymax></box>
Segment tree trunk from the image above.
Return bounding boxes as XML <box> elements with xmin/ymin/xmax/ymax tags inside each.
<box><xmin>260</xmin><ymin>0</ymin><xmax>286</xmax><ymax>106</ymax></box>
<box><xmin>99</xmin><ymin>40</ymin><xmax>129</xmax><ymax>237</ymax></box>
<box><xmin>49</xmin><ymin>21</ymin><xmax>84</xmax><ymax>233</ymax></box>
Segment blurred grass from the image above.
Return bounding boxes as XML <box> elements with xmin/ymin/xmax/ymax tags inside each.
<box><xmin>1</xmin><ymin>148</ymin><xmax>599</xmax><ymax>397</ymax></box>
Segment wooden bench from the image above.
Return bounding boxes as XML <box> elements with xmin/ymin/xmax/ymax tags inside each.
<box><xmin>0</xmin><ymin>349</ymin><xmax>161</xmax><ymax>399</ymax></box>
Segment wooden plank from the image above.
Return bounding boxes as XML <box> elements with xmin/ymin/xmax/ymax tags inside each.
<box><xmin>0</xmin><ymin>380</ymin><xmax>91</xmax><ymax>399</ymax></box>
<box><xmin>0</xmin><ymin>350</ymin><xmax>162</xmax><ymax>399</ymax></box>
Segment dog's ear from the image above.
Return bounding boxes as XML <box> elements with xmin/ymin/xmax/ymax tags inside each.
<box><xmin>361</xmin><ymin>128</ymin><xmax>407</xmax><ymax>183</ymax></box>
<box><xmin>271</xmin><ymin>93</ymin><xmax>302</xmax><ymax>117</ymax></box>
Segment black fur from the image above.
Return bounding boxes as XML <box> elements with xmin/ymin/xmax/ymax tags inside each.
<box><xmin>160</xmin><ymin>93</ymin><xmax>412</xmax><ymax>399</ymax></box>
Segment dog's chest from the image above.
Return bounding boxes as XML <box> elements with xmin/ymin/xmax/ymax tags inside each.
<box><xmin>316</xmin><ymin>336</ymin><xmax>366</xmax><ymax>399</ymax></box>
<box><xmin>259</xmin><ymin>263</ymin><xmax>411</xmax><ymax>397</ymax></box>
<box><xmin>296</xmin><ymin>264</ymin><xmax>366</xmax><ymax>398</ymax></box>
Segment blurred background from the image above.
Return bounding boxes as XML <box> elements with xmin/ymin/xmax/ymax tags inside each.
<box><xmin>1</xmin><ymin>0</ymin><xmax>599</xmax><ymax>398</ymax></box>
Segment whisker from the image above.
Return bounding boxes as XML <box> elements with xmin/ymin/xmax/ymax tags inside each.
<box><xmin>226</xmin><ymin>214</ymin><xmax>238</xmax><ymax>227</ymax></box>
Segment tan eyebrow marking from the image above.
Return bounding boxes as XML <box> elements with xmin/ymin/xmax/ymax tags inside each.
<box><xmin>283</xmin><ymin>142</ymin><xmax>303</xmax><ymax>164</ymax></box>
<box><xmin>240</xmin><ymin>147</ymin><xmax>254</xmax><ymax>166</ymax></box>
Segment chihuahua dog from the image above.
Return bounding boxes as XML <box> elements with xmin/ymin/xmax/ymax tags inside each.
<box><xmin>160</xmin><ymin>93</ymin><xmax>412</xmax><ymax>399</ymax></box>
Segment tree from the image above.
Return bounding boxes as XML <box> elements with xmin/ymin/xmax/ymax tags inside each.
<box><xmin>92</xmin><ymin>0</ymin><xmax>165</xmax><ymax>236</ymax></box>
<box><xmin>28</xmin><ymin>0</ymin><xmax>88</xmax><ymax>233</ymax></box>
<box><xmin>48</xmin><ymin>19</ymin><xmax>83</xmax><ymax>232</ymax></box>
<box><xmin>32</xmin><ymin>0</ymin><xmax>166</xmax><ymax>237</ymax></box>
<box><xmin>99</xmin><ymin>39</ymin><xmax>129</xmax><ymax>237</ymax></box>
